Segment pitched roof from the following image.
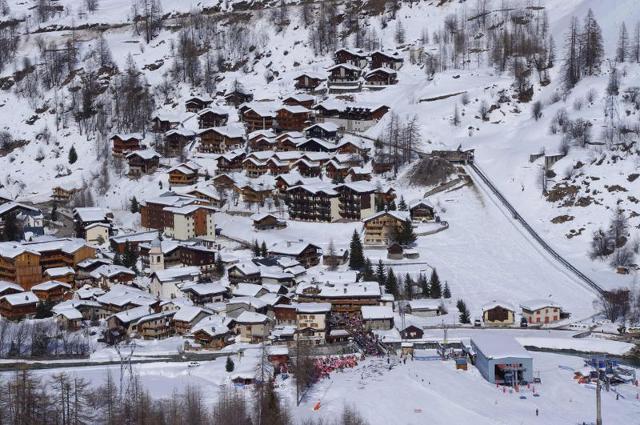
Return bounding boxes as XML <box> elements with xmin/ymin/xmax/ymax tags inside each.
<box><xmin>1</xmin><ymin>291</ymin><xmax>38</xmax><ymax>306</ymax></box>
<box><xmin>235</xmin><ymin>311</ymin><xmax>269</xmax><ymax>324</ymax></box>
<box><xmin>520</xmin><ymin>299</ymin><xmax>561</xmax><ymax>311</ymax></box>
<box><xmin>296</xmin><ymin>302</ymin><xmax>331</xmax><ymax>314</ymax></box>
<box><xmin>173</xmin><ymin>306</ymin><xmax>210</xmax><ymax>323</ymax></box>
<box><xmin>31</xmin><ymin>280</ymin><xmax>72</xmax><ymax>291</ymax></box>
<box><xmin>361</xmin><ymin>305</ymin><xmax>393</xmax><ymax>320</ymax></box>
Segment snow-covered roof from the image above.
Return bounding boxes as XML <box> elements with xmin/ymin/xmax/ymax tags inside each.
<box><xmin>90</xmin><ymin>264</ymin><xmax>136</xmax><ymax>280</ymax></box>
<box><xmin>297</xmin><ymin>281</ymin><xmax>380</xmax><ymax>299</ymax></box>
<box><xmin>199</xmin><ymin>125</ymin><xmax>245</xmax><ymax>139</ymax></box>
<box><xmin>229</xmin><ymin>261</ymin><xmax>260</xmax><ymax>275</ymax></box>
<box><xmin>182</xmin><ymin>282</ymin><xmax>228</xmax><ymax>296</ymax></box>
<box><xmin>481</xmin><ymin>300</ymin><xmax>516</xmax><ymax>312</ymax></box>
<box><xmin>335</xmin><ymin>47</ymin><xmax>368</xmax><ymax>58</ymax></box>
<box><xmin>287</xmin><ymin>183</ymin><xmax>338</xmax><ymax>196</ymax></box>
<box><xmin>0</xmin><ymin>280</ymin><xmax>23</xmax><ymax>294</ymax></box>
<box><xmin>173</xmin><ymin>306</ymin><xmax>210</xmax><ymax>323</ymax></box>
<box><xmin>259</xmin><ymin>293</ymin><xmax>286</xmax><ymax>306</ymax></box>
<box><xmin>0</xmin><ymin>202</ymin><xmax>40</xmax><ymax>216</ymax></box>
<box><xmin>197</xmin><ymin>106</ymin><xmax>229</xmax><ymax>116</ymax></box>
<box><xmin>269</xmin><ymin>240</ymin><xmax>321</xmax><ymax>256</ymax></box>
<box><xmin>233</xmin><ymin>283</ymin><xmax>264</xmax><ymax>297</ymax></box>
<box><xmin>284</xmin><ymin>93</ymin><xmax>315</xmax><ymax>103</ymax></box>
<box><xmin>113</xmin><ymin>305</ymin><xmax>153</xmax><ymax>325</ymax></box>
<box><xmin>304</xmin><ymin>122</ymin><xmax>339</xmax><ymax>133</ymax></box>
<box><xmin>365</xmin><ymin>67</ymin><xmax>397</xmax><ymax>77</ymax></box>
<box><xmin>43</xmin><ymin>266</ymin><xmax>75</xmax><ymax>277</ymax></box>
<box><xmin>73</xmin><ymin>207</ymin><xmax>111</xmax><ymax>223</ymax></box>
<box><xmin>111</xmin><ymin>132</ymin><xmax>142</xmax><ymax>141</ymax></box>
<box><xmin>235</xmin><ymin>311</ymin><xmax>269</xmax><ymax>324</ymax></box>
<box><xmin>152</xmin><ymin>266</ymin><xmax>201</xmax><ymax>283</ymax></box>
<box><xmin>520</xmin><ymin>299</ymin><xmax>561</xmax><ymax>312</ymax></box>
<box><xmin>336</xmin><ymin>181</ymin><xmax>377</xmax><ymax>193</ymax></box>
<box><xmin>244</xmin><ymin>102</ymin><xmax>279</xmax><ymax>117</ymax></box>
<box><xmin>23</xmin><ymin>237</ymin><xmax>88</xmax><ymax>255</ymax></box>
<box><xmin>163</xmin><ymin>204</ymin><xmax>216</xmax><ymax>216</ymax></box>
<box><xmin>76</xmin><ymin>285</ymin><xmax>105</xmax><ymax>299</ymax></box>
<box><xmin>227</xmin><ymin>296</ymin><xmax>267</xmax><ymax>310</ymax></box>
<box><xmin>327</xmin><ymin>63</ymin><xmax>362</xmax><ymax>73</ymax></box>
<box><xmin>278</xmin><ymin>105</ymin><xmax>310</xmax><ymax>114</ymax></box>
<box><xmin>361</xmin><ymin>305</ymin><xmax>393</xmax><ymax>320</ymax></box>
<box><xmin>408</xmin><ymin>299</ymin><xmax>441</xmax><ymax>311</ymax></box>
<box><xmin>1</xmin><ymin>291</ymin><xmax>38</xmax><ymax>306</ymax></box>
<box><xmin>295</xmin><ymin>71</ymin><xmax>326</xmax><ymax>80</ymax></box>
<box><xmin>110</xmin><ymin>231</ymin><xmax>159</xmax><ymax>245</ymax></box>
<box><xmin>296</xmin><ymin>302</ymin><xmax>331</xmax><ymax>314</ymax></box>
<box><xmin>363</xmin><ymin>210</ymin><xmax>410</xmax><ymax>223</ymax></box>
<box><xmin>126</xmin><ymin>149</ymin><xmax>160</xmax><ymax>160</ymax></box>
<box><xmin>55</xmin><ymin>307</ymin><xmax>82</xmax><ymax>321</ymax></box>
<box><xmin>471</xmin><ymin>334</ymin><xmax>532</xmax><ymax>360</ymax></box>
<box><xmin>31</xmin><ymin>280</ymin><xmax>72</xmax><ymax>291</ymax></box>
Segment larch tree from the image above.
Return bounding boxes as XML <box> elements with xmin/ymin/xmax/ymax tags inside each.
<box><xmin>581</xmin><ymin>9</ymin><xmax>604</xmax><ymax>75</ymax></box>
<box><xmin>561</xmin><ymin>17</ymin><xmax>581</xmax><ymax>91</ymax></box>
<box><xmin>617</xmin><ymin>22</ymin><xmax>629</xmax><ymax>62</ymax></box>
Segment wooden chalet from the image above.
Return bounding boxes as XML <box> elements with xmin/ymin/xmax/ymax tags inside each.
<box><xmin>253</xmin><ymin>213</ymin><xmax>287</xmax><ymax>231</ymax></box>
<box><xmin>249</xmin><ymin>136</ymin><xmax>277</xmax><ymax>152</ymax></box>
<box><xmin>268</xmin><ymin>241</ymin><xmax>322</xmax><ymax>268</ymax></box>
<box><xmin>216</xmin><ymin>151</ymin><xmax>245</xmax><ymax>173</ymax></box>
<box><xmin>363</xmin><ymin>210</ymin><xmax>410</xmax><ymax>245</ymax></box>
<box><xmin>126</xmin><ymin>149</ymin><xmax>160</xmax><ymax>177</ymax></box>
<box><xmin>286</xmin><ymin>185</ymin><xmax>339</xmax><ymax>222</ymax></box>
<box><xmin>409</xmin><ymin>201</ymin><xmax>435</xmax><ymax>222</ymax></box>
<box><xmin>243</xmin><ymin>105</ymin><xmax>277</xmax><ymax>132</ymax></box>
<box><xmin>400</xmin><ymin>325</ymin><xmax>424</xmax><ymax>339</ymax></box>
<box><xmin>168</xmin><ymin>163</ymin><xmax>199</xmax><ymax>186</ymax></box>
<box><xmin>186</xmin><ymin>188</ymin><xmax>224</xmax><ymax>208</ymax></box>
<box><xmin>179</xmin><ymin>245</ymin><xmax>217</xmax><ymax>276</ymax></box>
<box><xmin>370</xmin><ymin>51</ymin><xmax>404</xmax><ymax>70</ymax></box>
<box><xmin>164</xmin><ymin>128</ymin><xmax>196</xmax><ymax>157</ymax></box>
<box><xmin>276</xmin><ymin>105</ymin><xmax>312</xmax><ymax>132</ymax></box>
<box><xmin>224</xmin><ymin>88</ymin><xmax>253</xmax><ymax>106</ymax></box>
<box><xmin>31</xmin><ymin>280</ymin><xmax>72</xmax><ymax>303</ymax></box>
<box><xmin>233</xmin><ymin>183</ymin><xmax>273</xmax><ymax>204</ymax></box>
<box><xmin>43</xmin><ymin>266</ymin><xmax>75</xmax><ymax>285</ymax></box>
<box><xmin>283</xmin><ymin>94</ymin><xmax>315</xmax><ymax>109</ymax></box>
<box><xmin>335</xmin><ymin>48</ymin><xmax>368</xmax><ymax>68</ymax></box>
<box><xmin>51</xmin><ymin>187</ymin><xmax>79</xmax><ymax>203</ymax></box>
<box><xmin>266</xmin><ymin>158</ymin><xmax>290</xmax><ymax>176</ymax></box>
<box><xmin>198</xmin><ymin>126</ymin><xmax>245</xmax><ymax>154</ymax></box>
<box><xmin>327</xmin><ymin>63</ymin><xmax>361</xmax><ymax>84</ymax></box>
<box><xmin>347</xmin><ymin>167</ymin><xmax>372</xmax><ymax>182</ymax></box>
<box><xmin>242</xmin><ymin>157</ymin><xmax>269</xmax><ymax>177</ymax></box>
<box><xmin>296</xmin><ymin>281</ymin><xmax>381</xmax><ymax>314</ymax></box>
<box><xmin>294</xmin><ymin>72</ymin><xmax>326</xmax><ymax>91</ymax></box>
<box><xmin>304</xmin><ymin>122</ymin><xmax>339</xmax><ymax>140</ymax></box>
<box><xmin>151</xmin><ymin>113</ymin><xmax>181</xmax><ymax>133</ymax></box>
<box><xmin>0</xmin><ymin>291</ymin><xmax>38</xmax><ymax>320</ymax></box>
<box><xmin>324</xmin><ymin>160</ymin><xmax>350</xmax><ymax>181</ymax></box>
<box><xmin>111</xmin><ymin>133</ymin><xmax>142</xmax><ymax>156</ymax></box>
<box><xmin>292</xmin><ymin>159</ymin><xmax>322</xmax><ymax>177</ymax></box>
<box><xmin>364</xmin><ymin>68</ymin><xmax>398</xmax><ymax>86</ymax></box>
<box><xmin>211</xmin><ymin>174</ymin><xmax>236</xmax><ymax>191</ymax></box>
<box><xmin>335</xmin><ymin>182</ymin><xmax>376</xmax><ymax>221</ymax></box>
<box><xmin>298</xmin><ymin>138</ymin><xmax>338</xmax><ymax>153</ymax></box>
<box><xmin>185</xmin><ymin>96</ymin><xmax>213</xmax><ymax>113</ymax></box>
<box><xmin>197</xmin><ymin>108</ymin><xmax>229</xmax><ymax>128</ymax></box>
<box><xmin>192</xmin><ymin>326</ymin><xmax>233</xmax><ymax>349</ymax></box>
<box><xmin>110</xmin><ymin>231</ymin><xmax>158</xmax><ymax>254</ymax></box>
<box><xmin>228</xmin><ymin>262</ymin><xmax>261</xmax><ymax>284</ymax></box>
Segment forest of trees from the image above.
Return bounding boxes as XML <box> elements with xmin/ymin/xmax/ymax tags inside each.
<box><xmin>0</xmin><ymin>368</ymin><xmax>369</xmax><ymax>425</ymax></box>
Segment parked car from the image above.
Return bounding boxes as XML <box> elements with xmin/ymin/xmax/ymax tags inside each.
<box><xmin>188</xmin><ymin>361</ymin><xmax>200</xmax><ymax>368</ymax></box>
<box><xmin>520</xmin><ymin>317</ymin><xmax>528</xmax><ymax>328</ymax></box>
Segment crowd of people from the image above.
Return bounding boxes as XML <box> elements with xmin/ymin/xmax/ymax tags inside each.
<box><xmin>314</xmin><ymin>355</ymin><xmax>360</xmax><ymax>379</ymax></box>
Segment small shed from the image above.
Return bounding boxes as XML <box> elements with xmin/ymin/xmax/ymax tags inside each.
<box><xmin>470</xmin><ymin>334</ymin><xmax>533</xmax><ymax>385</ymax></box>
<box><xmin>387</xmin><ymin>243</ymin><xmax>404</xmax><ymax>260</ymax></box>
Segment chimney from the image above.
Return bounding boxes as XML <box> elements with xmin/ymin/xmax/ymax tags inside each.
<box><xmin>343</xmin><ymin>287</ymin><xmax>347</xmax><ymax>294</ymax></box>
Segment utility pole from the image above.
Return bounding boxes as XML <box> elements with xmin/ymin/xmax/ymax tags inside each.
<box><xmin>596</xmin><ymin>374</ymin><xmax>602</xmax><ymax>425</ymax></box>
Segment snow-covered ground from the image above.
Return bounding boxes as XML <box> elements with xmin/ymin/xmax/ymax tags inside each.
<box><xmin>13</xmin><ymin>346</ymin><xmax>640</xmax><ymax>425</ymax></box>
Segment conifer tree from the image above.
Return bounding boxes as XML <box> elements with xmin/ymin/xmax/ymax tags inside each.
<box><xmin>50</xmin><ymin>203</ymin><xmax>58</xmax><ymax>221</ymax></box>
<box><xmin>397</xmin><ymin>196</ymin><xmax>407</xmax><ymax>211</ymax></box>
<box><xmin>252</xmin><ymin>240</ymin><xmax>261</xmax><ymax>258</ymax></box>
<box><xmin>349</xmin><ymin>230</ymin><xmax>364</xmax><ymax>269</ymax></box>
<box><xmin>400</xmin><ymin>219</ymin><xmax>416</xmax><ymax>245</ymax></box>
<box><xmin>68</xmin><ymin>145</ymin><xmax>78</xmax><ymax>164</ymax></box>
<box><xmin>362</xmin><ymin>258</ymin><xmax>374</xmax><ymax>280</ymax></box>
<box><xmin>215</xmin><ymin>254</ymin><xmax>225</xmax><ymax>275</ymax></box>
<box><xmin>375</xmin><ymin>259</ymin><xmax>386</xmax><ymax>284</ymax></box>
<box><xmin>260</xmin><ymin>241</ymin><xmax>268</xmax><ymax>257</ymax></box>
<box><xmin>419</xmin><ymin>273</ymin><xmax>430</xmax><ymax>298</ymax></box>
<box><xmin>130</xmin><ymin>196</ymin><xmax>139</xmax><ymax>213</ymax></box>
<box><xmin>581</xmin><ymin>9</ymin><xmax>604</xmax><ymax>75</ymax></box>
<box><xmin>457</xmin><ymin>299</ymin><xmax>471</xmax><ymax>324</ymax></box>
<box><xmin>429</xmin><ymin>269</ymin><xmax>441</xmax><ymax>298</ymax></box>
<box><xmin>405</xmin><ymin>273</ymin><xmax>414</xmax><ymax>300</ymax></box>
<box><xmin>562</xmin><ymin>17</ymin><xmax>581</xmax><ymax>90</ymax></box>
<box><xmin>617</xmin><ymin>22</ymin><xmax>629</xmax><ymax>62</ymax></box>
<box><xmin>225</xmin><ymin>356</ymin><xmax>235</xmax><ymax>372</ymax></box>
<box><xmin>385</xmin><ymin>267</ymin><xmax>398</xmax><ymax>297</ymax></box>
<box><xmin>443</xmin><ymin>281</ymin><xmax>451</xmax><ymax>299</ymax></box>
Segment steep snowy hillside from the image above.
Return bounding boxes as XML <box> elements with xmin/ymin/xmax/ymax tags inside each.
<box><xmin>1</xmin><ymin>0</ymin><xmax>639</xmax><ymax>314</ymax></box>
